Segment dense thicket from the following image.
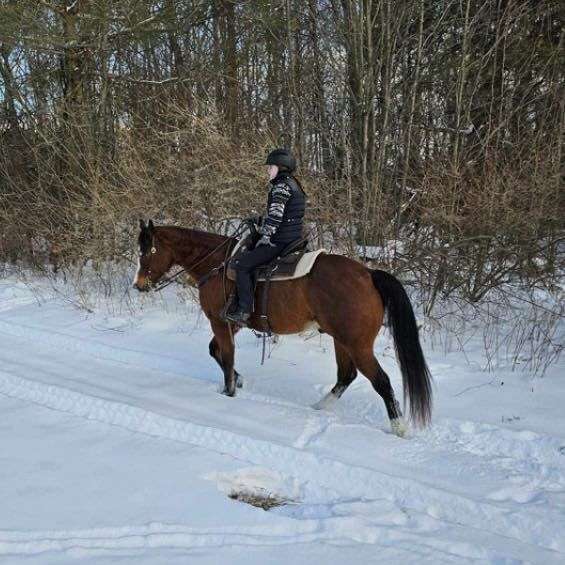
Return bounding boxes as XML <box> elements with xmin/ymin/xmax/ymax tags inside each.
<box><xmin>0</xmin><ymin>0</ymin><xmax>563</xmax><ymax>306</ymax></box>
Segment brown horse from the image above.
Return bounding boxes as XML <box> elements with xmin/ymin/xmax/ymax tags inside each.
<box><xmin>133</xmin><ymin>220</ymin><xmax>432</xmax><ymax>437</ymax></box>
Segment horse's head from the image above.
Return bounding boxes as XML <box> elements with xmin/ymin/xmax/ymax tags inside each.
<box><xmin>133</xmin><ymin>219</ymin><xmax>174</xmax><ymax>291</ymax></box>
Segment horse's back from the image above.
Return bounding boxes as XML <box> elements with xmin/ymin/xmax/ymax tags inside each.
<box><xmin>310</xmin><ymin>252</ymin><xmax>378</xmax><ymax>291</ymax></box>
<box><xmin>247</xmin><ymin>251</ymin><xmax>383</xmax><ymax>338</ymax></box>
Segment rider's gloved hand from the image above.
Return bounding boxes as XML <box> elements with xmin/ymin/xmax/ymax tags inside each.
<box><xmin>256</xmin><ymin>235</ymin><xmax>275</xmax><ymax>247</ymax></box>
<box><xmin>245</xmin><ymin>214</ymin><xmax>263</xmax><ymax>226</ymax></box>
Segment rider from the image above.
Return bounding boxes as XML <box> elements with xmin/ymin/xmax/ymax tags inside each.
<box><xmin>226</xmin><ymin>148</ymin><xmax>306</xmax><ymax>325</ymax></box>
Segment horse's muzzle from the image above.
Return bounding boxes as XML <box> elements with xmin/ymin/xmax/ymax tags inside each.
<box><xmin>133</xmin><ymin>276</ymin><xmax>151</xmax><ymax>292</ymax></box>
<box><xmin>133</xmin><ymin>283</ymin><xmax>150</xmax><ymax>292</ymax></box>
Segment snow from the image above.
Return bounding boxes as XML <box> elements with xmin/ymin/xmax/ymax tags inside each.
<box><xmin>0</xmin><ymin>275</ymin><xmax>564</xmax><ymax>564</ymax></box>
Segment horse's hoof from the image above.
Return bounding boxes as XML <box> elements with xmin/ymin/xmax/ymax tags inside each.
<box><xmin>221</xmin><ymin>387</ymin><xmax>236</xmax><ymax>397</ymax></box>
<box><xmin>236</xmin><ymin>376</ymin><xmax>244</xmax><ymax>388</ymax></box>
<box><xmin>390</xmin><ymin>418</ymin><xmax>408</xmax><ymax>438</ymax></box>
<box><xmin>311</xmin><ymin>392</ymin><xmax>337</xmax><ymax>411</ymax></box>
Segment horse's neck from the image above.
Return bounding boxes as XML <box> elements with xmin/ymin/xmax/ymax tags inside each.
<box><xmin>157</xmin><ymin>226</ymin><xmax>230</xmax><ymax>279</ymax></box>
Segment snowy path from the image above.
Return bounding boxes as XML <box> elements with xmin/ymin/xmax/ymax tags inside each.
<box><xmin>0</xmin><ymin>279</ymin><xmax>564</xmax><ymax>564</ymax></box>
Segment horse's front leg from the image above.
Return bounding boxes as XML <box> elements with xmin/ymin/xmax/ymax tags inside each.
<box><xmin>209</xmin><ymin>336</ymin><xmax>243</xmax><ymax>388</ymax></box>
<box><xmin>210</xmin><ymin>320</ymin><xmax>237</xmax><ymax>396</ymax></box>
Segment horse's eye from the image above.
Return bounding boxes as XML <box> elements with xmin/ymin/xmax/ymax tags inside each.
<box><xmin>151</xmin><ymin>247</ymin><xmax>157</xmax><ymax>254</ymax></box>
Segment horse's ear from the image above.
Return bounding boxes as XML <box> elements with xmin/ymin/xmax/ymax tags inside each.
<box><xmin>139</xmin><ymin>219</ymin><xmax>146</xmax><ymax>230</ymax></box>
<box><xmin>148</xmin><ymin>219</ymin><xmax>155</xmax><ymax>231</ymax></box>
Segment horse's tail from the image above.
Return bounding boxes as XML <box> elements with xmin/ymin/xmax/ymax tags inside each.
<box><xmin>370</xmin><ymin>269</ymin><xmax>432</xmax><ymax>427</ymax></box>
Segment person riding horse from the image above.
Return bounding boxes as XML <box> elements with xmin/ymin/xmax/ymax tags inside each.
<box><xmin>226</xmin><ymin>148</ymin><xmax>306</xmax><ymax>325</ymax></box>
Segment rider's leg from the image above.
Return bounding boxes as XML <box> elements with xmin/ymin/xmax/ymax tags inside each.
<box><xmin>234</xmin><ymin>268</ymin><xmax>254</xmax><ymax>313</ymax></box>
<box><xmin>229</xmin><ymin>244</ymin><xmax>284</xmax><ymax>319</ymax></box>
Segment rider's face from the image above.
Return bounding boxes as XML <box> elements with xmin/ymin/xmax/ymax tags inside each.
<box><xmin>267</xmin><ymin>165</ymin><xmax>278</xmax><ymax>180</ymax></box>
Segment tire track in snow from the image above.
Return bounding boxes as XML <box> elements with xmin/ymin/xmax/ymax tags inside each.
<box><xmin>0</xmin><ymin>521</ymin><xmax>352</xmax><ymax>557</ymax></box>
<box><xmin>0</xmin><ymin>315</ymin><xmax>323</xmax><ymax>417</ymax></box>
<box><xmin>1</xmin><ymin>370</ymin><xmax>564</xmax><ymax>557</ymax></box>
<box><xmin>0</xmin><ymin>316</ymin><xmax>338</xmax><ymax>431</ymax></box>
<box><xmin>2</xmin><ymin>310</ymin><xmax>565</xmax><ymax>557</ymax></box>
<box><xmin>0</xmin><ymin>520</ymin><xmax>511</xmax><ymax>563</ymax></box>
<box><xmin>0</xmin><ymin>316</ymin><xmax>390</xmax><ymax>439</ymax></box>
<box><xmin>0</xmin><ymin>318</ymin><xmax>196</xmax><ymax>381</ymax></box>
<box><xmin>3</xmin><ymin>315</ymin><xmax>564</xmax><ymax>478</ymax></box>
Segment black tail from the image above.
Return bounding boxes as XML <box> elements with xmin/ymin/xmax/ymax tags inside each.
<box><xmin>370</xmin><ymin>269</ymin><xmax>432</xmax><ymax>427</ymax></box>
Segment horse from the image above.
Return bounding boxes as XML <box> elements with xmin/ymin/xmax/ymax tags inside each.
<box><xmin>133</xmin><ymin>220</ymin><xmax>432</xmax><ymax>437</ymax></box>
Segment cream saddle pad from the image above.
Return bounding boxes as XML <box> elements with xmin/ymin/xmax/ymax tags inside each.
<box><xmin>227</xmin><ymin>246</ymin><xmax>326</xmax><ymax>282</ymax></box>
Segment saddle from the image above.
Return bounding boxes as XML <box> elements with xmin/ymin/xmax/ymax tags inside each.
<box><xmin>226</xmin><ymin>239</ymin><xmax>325</xmax><ymax>283</ymax></box>
<box><xmin>223</xmin><ymin>238</ymin><xmax>326</xmax><ymax>333</ymax></box>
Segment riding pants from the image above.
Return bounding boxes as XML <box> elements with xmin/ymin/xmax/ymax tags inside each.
<box><xmin>230</xmin><ymin>243</ymin><xmax>286</xmax><ymax>313</ymax></box>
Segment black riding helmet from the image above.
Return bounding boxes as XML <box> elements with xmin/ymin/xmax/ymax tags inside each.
<box><xmin>265</xmin><ymin>148</ymin><xmax>296</xmax><ymax>173</ymax></box>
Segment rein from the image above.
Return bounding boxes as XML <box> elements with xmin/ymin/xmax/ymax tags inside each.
<box><xmin>152</xmin><ymin>222</ymin><xmax>248</xmax><ymax>293</ymax></box>
<box><xmin>152</xmin><ymin>237</ymin><xmax>232</xmax><ymax>293</ymax></box>
<box><xmin>152</xmin><ymin>268</ymin><xmax>188</xmax><ymax>293</ymax></box>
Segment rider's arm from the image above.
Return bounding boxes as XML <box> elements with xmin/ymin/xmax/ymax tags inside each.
<box><xmin>258</xmin><ymin>182</ymin><xmax>291</xmax><ymax>240</ymax></box>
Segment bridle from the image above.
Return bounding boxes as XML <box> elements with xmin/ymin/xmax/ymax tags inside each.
<box><xmin>150</xmin><ymin>237</ymin><xmax>233</xmax><ymax>292</ymax></box>
<box><xmin>145</xmin><ymin>222</ymin><xmax>249</xmax><ymax>293</ymax></box>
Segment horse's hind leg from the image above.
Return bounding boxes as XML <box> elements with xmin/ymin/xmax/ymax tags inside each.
<box><xmin>313</xmin><ymin>340</ymin><xmax>357</xmax><ymax>410</ymax></box>
<box><xmin>352</xmin><ymin>347</ymin><xmax>406</xmax><ymax>437</ymax></box>
<box><xmin>209</xmin><ymin>336</ymin><xmax>243</xmax><ymax>388</ymax></box>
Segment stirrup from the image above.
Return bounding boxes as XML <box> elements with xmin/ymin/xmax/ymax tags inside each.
<box><xmin>220</xmin><ymin>293</ymin><xmax>238</xmax><ymax>322</ymax></box>
<box><xmin>225</xmin><ymin>309</ymin><xmax>251</xmax><ymax>326</ymax></box>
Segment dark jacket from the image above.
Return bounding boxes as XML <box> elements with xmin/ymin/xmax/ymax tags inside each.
<box><xmin>259</xmin><ymin>172</ymin><xmax>306</xmax><ymax>245</ymax></box>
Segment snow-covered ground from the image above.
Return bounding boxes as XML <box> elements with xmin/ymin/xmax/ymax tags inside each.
<box><xmin>1</xmin><ymin>275</ymin><xmax>564</xmax><ymax>564</ymax></box>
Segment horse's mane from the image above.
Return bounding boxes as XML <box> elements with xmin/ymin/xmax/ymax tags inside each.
<box><xmin>154</xmin><ymin>225</ymin><xmax>235</xmax><ymax>252</ymax></box>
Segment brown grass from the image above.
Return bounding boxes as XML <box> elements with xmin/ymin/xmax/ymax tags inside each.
<box><xmin>228</xmin><ymin>490</ymin><xmax>294</xmax><ymax>511</ymax></box>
